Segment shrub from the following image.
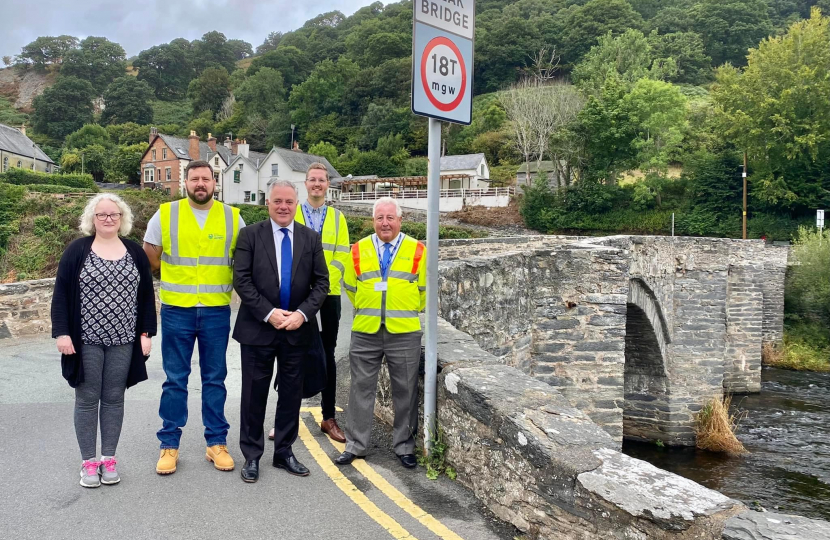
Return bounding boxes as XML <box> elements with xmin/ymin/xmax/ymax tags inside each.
<box><xmin>786</xmin><ymin>227</ymin><xmax>830</xmax><ymax>326</ymax></box>
<box><xmin>22</xmin><ymin>184</ymin><xmax>89</xmax><ymax>194</ymax></box>
<box><xmin>0</xmin><ymin>168</ymin><xmax>98</xmax><ymax>191</ymax></box>
<box><xmin>232</xmin><ymin>204</ymin><xmax>269</xmax><ymax>226</ymax></box>
<box><xmin>0</xmin><ymin>183</ymin><xmax>27</xmax><ymax>253</ymax></box>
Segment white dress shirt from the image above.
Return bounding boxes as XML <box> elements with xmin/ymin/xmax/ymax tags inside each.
<box><xmin>264</xmin><ymin>219</ymin><xmax>306</xmax><ymax>323</ymax></box>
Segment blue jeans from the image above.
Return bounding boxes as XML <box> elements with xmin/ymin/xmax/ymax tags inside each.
<box><xmin>157</xmin><ymin>305</ymin><xmax>231</xmax><ymax>449</ymax></box>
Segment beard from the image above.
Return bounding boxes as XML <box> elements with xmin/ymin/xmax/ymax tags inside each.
<box><xmin>188</xmin><ymin>187</ymin><xmax>213</xmax><ymax>204</ymax></box>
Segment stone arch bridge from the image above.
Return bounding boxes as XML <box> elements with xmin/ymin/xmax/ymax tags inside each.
<box><xmin>436</xmin><ymin>235</ymin><xmax>788</xmax><ymax>446</ymax></box>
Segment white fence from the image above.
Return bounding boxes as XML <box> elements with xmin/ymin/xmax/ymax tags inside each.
<box><xmin>340</xmin><ymin>187</ymin><xmax>515</xmax><ymax>211</ymax></box>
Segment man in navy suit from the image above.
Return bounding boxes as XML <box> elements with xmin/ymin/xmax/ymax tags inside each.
<box><xmin>232</xmin><ymin>179</ymin><xmax>329</xmax><ymax>483</ymax></box>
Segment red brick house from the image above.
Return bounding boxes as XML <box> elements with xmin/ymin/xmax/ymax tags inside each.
<box><xmin>140</xmin><ymin>127</ymin><xmax>234</xmax><ymax>197</ymax></box>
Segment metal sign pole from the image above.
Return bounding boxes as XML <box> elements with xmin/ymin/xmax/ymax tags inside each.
<box><xmin>423</xmin><ymin>117</ymin><xmax>441</xmax><ymax>454</ymax></box>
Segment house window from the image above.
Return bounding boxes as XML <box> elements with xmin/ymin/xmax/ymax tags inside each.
<box><xmin>165</xmin><ymin>167</ymin><xmax>172</xmax><ymax>181</ymax></box>
<box><xmin>244</xmin><ymin>191</ymin><xmax>251</xmax><ymax>202</ymax></box>
<box><xmin>213</xmin><ymin>171</ymin><xmax>219</xmax><ymax>181</ymax></box>
<box><xmin>214</xmin><ymin>191</ymin><xmax>220</xmax><ymax>200</ymax></box>
<box><xmin>165</xmin><ymin>188</ymin><xmax>171</xmax><ymax>195</ymax></box>
<box><xmin>480</xmin><ymin>164</ymin><xmax>484</xmax><ymax>176</ymax></box>
<box><xmin>144</xmin><ymin>168</ymin><xmax>154</xmax><ymax>184</ymax></box>
<box><xmin>163</xmin><ymin>148</ymin><xmax>167</xmax><ymax>159</ymax></box>
<box><xmin>251</xmin><ymin>192</ymin><xmax>256</xmax><ymax>202</ymax></box>
<box><xmin>214</xmin><ymin>157</ymin><xmax>219</xmax><ymax>166</ymax></box>
<box><xmin>152</xmin><ymin>149</ymin><xmax>156</xmax><ymax>161</ymax></box>
<box><xmin>2</xmin><ymin>157</ymin><xmax>7</xmax><ymax>172</ymax></box>
<box><xmin>17</xmin><ymin>160</ymin><xmax>22</xmax><ymax>168</ymax></box>
<box><xmin>234</xmin><ymin>170</ymin><xmax>241</xmax><ymax>183</ymax></box>
<box><xmin>45</xmin><ymin>164</ymin><xmax>50</xmax><ymax>173</ymax></box>
<box><xmin>271</xmin><ymin>164</ymin><xmax>278</xmax><ymax>176</ymax></box>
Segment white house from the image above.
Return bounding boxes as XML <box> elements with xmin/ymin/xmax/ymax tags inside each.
<box><xmin>221</xmin><ymin>144</ymin><xmax>341</xmax><ymax>205</ymax></box>
<box><xmin>439</xmin><ymin>153</ymin><xmax>490</xmax><ymax>189</ymax></box>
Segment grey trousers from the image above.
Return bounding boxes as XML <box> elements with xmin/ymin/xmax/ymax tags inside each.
<box><xmin>74</xmin><ymin>343</ymin><xmax>132</xmax><ymax>460</ymax></box>
<box><xmin>345</xmin><ymin>328</ymin><xmax>422</xmax><ymax>457</ymax></box>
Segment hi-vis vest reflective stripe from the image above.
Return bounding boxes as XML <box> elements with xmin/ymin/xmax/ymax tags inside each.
<box><xmin>295</xmin><ymin>205</ymin><xmax>349</xmax><ymax>296</ymax></box>
<box><xmin>159</xmin><ymin>199</ymin><xmax>240</xmax><ymax>307</ymax></box>
<box><xmin>346</xmin><ymin>235</ymin><xmax>426</xmax><ymax>334</ymax></box>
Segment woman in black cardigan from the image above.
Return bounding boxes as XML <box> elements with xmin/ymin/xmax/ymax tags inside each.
<box><xmin>51</xmin><ymin>193</ymin><xmax>157</xmax><ymax>488</ymax></box>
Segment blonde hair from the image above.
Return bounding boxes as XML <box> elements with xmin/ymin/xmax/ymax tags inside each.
<box><xmin>305</xmin><ymin>162</ymin><xmax>329</xmax><ymax>182</ymax></box>
<box><xmin>79</xmin><ymin>193</ymin><xmax>134</xmax><ymax>237</ymax></box>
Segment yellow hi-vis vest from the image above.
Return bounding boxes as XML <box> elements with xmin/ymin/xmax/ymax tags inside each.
<box><xmin>159</xmin><ymin>199</ymin><xmax>240</xmax><ymax>307</ymax></box>
<box><xmin>295</xmin><ymin>204</ymin><xmax>350</xmax><ymax>296</ymax></box>
<box><xmin>343</xmin><ymin>234</ymin><xmax>426</xmax><ymax>334</ymax></box>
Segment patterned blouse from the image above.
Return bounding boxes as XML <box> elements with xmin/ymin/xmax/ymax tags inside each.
<box><xmin>79</xmin><ymin>250</ymin><xmax>139</xmax><ymax>346</ymax></box>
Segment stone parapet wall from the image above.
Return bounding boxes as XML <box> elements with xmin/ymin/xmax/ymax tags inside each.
<box><xmin>760</xmin><ymin>245</ymin><xmax>789</xmax><ymax>346</ymax></box>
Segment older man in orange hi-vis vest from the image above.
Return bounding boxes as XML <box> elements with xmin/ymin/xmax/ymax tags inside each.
<box><xmin>334</xmin><ymin>196</ymin><xmax>426</xmax><ymax>470</ymax></box>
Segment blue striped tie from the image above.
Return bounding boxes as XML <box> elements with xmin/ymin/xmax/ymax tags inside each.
<box><xmin>280</xmin><ymin>228</ymin><xmax>292</xmax><ymax>310</ymax></box>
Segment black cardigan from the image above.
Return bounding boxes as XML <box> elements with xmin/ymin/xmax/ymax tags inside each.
<box><xmin>51</xmin><ymin>236</ymin><xmax>157</xmax><ymax>388</ymax></box>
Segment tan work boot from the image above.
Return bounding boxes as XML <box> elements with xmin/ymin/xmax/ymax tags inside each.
<box><xmin>156</xmin><ymin>449</ymin><xmax>179</xmax><ymax>475</ymax></box>
<box><xmin>206</xmin><ymin>445</ymin><xmax>235</xmax><ymax>471</ymax></box>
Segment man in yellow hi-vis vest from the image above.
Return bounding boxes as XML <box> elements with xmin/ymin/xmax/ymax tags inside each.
<box><xmin>334</xmin><ymin>197</ymin><xmax>426</xmax><ymax>469</ymax></box>
<box><xmin>143</xmin><ymin>160</ymin><xmax>245</xmax><ymax>476</ymax></box>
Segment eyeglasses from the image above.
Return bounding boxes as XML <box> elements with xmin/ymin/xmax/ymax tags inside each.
<box><xmin>95</xmin><ymin>213</ymin><xmax>122</xmax><ymax>222</ymax></box>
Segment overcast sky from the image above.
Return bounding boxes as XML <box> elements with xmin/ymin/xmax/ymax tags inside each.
<box><xmin>0</xmin><ymin>0</ymin><xmax>375</xmax><ymax>59</ymax></box>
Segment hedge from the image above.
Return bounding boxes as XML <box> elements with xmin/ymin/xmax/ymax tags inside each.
<box><xmin>22</xmin><ymin>184</ymin><xmax>90</xmax><ymax>194</ymax></box>
<box><xmin>0</xmin><ymin>168</ymin><xmax>98</xmax><ymax>191</ymax></box>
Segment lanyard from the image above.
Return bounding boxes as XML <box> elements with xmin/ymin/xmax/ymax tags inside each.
<box><xmin>376</xmin><ymin>233</ymin><xmax>404</xmax><ymax>278</ymax></box>
<box><xmin>302</xmin><ymin>203</ymin><xmax>327</xmax><ymax>235</ymax></box>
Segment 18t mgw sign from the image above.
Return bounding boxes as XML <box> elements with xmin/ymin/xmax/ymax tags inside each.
<box><xmin>411</xmin><ymin>0</ymin><xmax>475</xmax><ymax>125</ymax></box>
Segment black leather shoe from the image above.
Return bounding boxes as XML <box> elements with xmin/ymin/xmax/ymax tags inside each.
<box><xmin>398</xmin><ymin>454</ymin><xmax>417</xmax><ymax>469</ymax></box>
<box><xmin>273</xmin><ymin>455</ymin><xmax>309</xmax><ymax>477</ymax></box>
<box><xmin>334</xmin><ymin>451</ymin><xmax>363</xmax><ymax>465</ymax></box>
<box><xmin>241</xmin><ymin>459</ymin><xmax>259</xmax><ymax>483</ymax></box>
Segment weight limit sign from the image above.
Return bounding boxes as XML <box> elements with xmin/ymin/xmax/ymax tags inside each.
<box><xmin>411</xmin><ymin>15</ymin><xmax>474</xmax><ymax>125</ymax></box>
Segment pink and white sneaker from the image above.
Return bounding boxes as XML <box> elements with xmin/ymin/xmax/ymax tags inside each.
<box><xmin>99</xmin><ymin>457</ymin><xmax>120</xmax><ymax>485</ymax></box>
<box><xmin>80</xmin><ymin>460</ymin><xmax>101</xmax><ymax>488</ymax></box>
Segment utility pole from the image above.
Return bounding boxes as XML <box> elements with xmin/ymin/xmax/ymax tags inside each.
<box><xmin>742</xmin><ymin>151</ymin><xmax>748</xmax><ymax>240</ymax></box>
<box><xmin>290</xmin><ymin>124</ymin><xmax>295</xmax><ymax>148</ymax></box>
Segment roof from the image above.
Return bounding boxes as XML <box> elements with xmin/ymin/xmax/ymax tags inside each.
<box><xmin>0</xmin><ymin>123</ymin><xmax>55</xmax><ymax>164</ymax></box>
<box><xmin>517</xmin><ymin>161</ymin><xmax>555</xmax><ymax>173</ymax></box>
<box><xmin>156</xmin><ymin>134</ymin><xmax>232</xmax><ymax>164</ymax></box>
<box><xmin>272</xmin><ymin>146</ymin><xmax>341</xmax><ymax>179</ymax></box>
<box><xmin>440</xmin><ymin>153</ymin><xmax>485</xmax><ymax>171</ymax></box>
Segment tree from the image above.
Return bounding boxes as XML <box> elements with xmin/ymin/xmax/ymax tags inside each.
<box><xmin>247</xmin><ymin>46</ymin><xmax>313</xmax><ymax>89</ymax></box>
<box><xmin>14</xmin><ymin>35</ymin><xmax>78</xmax><ymax>70</ymax></box>
<box><xmin>711</xmin><ymin>8</ymin><xmax>830</xmax><ymax>211</ymax></box>
<box><xmin>308</xmin><ymin>141</ymin><xmax>339</xmax><ymax>165</ymax></box>
<box><xmin>2</xmin><ymin>56</ymin><xmax>12</xmax><ymax>67</ymax></box>
<box><xmin>31</xmin><ymin>76</ymin><xmax>95</xmax><ymax>140</ymax></box>
<box><xmin>187</xmin><ymin>67</ymin><xmax>231</xmax><ymax>117</ymax></box>
<box><xmin>106</xmin><ymin>122</ymin><xmax>151</xmax><ymax>146</ymax></box>
<box><xmin>192</xmin><ymin>31</ymin><xmax>237</xmax><ymax>74</ymax></box>
<box><xmin>101</xmin><ymin>77</ymin><xmax>154</xmax><ymax>125</ymax></box>
<box><xmin>60</xmin><ymin>143</ymin><xmax>109</xmax><ymax>182</ymax></box>
<box><xmin>235</xmin><ymin>68</ymin><xmax>286</xmax><ymax>118</ymax></box>
<box><xmin>61</xmin><ymin>37</ymin><xmax>127</xmax><ymax>94</ymax></box>
<box><xmin>226</xmin><ymin>39</ymin><xmax>254</xmax><ymax>60</ymax></box>
<box><xmin>65</xmin><ymin>123</ymin><xmax>110</xmax><ymax>150</ymax></box>
<box><xmin>108</xmin><ymin>143</ymin><xmax>146</xmax><ymax>184</ymax></box>
<box><xmin>558</xmin><ymin>0</ymin><xmax>644</xmax><ymax>67</ymax></box>
<box><xmin>649</xmin><ymin>32</ymin><xmax>712</xmax><ymax>85</ymax></box>
<box><xmin>623</xmin><ymin>78</ymin><xmax>687</xmax><ymax>177</ymax></box>
<box><xmin>689</xmin><ymin>0</ymin><xmax>773</xmax><ymax>67</ymax></box>
<box><xmin>288</xmin><ymin>58</ymin><xmax>359</xmax><ymax>126</ymax></box>
<box><xmin>134</xmin><ymin>41</ymin><xmax>194</xmax><ymax>100</ymax></box>
<box><xmin>256</xmin><ymin>31</ymin><xmax>284</xmax><ymax>55</ymax></box>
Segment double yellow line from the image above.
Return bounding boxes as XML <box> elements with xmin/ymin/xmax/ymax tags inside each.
<box><xmin>297</xmin><ymin>407</ymin><xmax>464</xmax><ymax>540</ymax></box>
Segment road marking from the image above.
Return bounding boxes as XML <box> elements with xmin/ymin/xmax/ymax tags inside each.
<box><xmin>296</xmin><ymin>414</ymin><xmax>418</xmax><ymax>540</ymax></box>
<box><xmin>306</xmin><ymin>408</ymin><xmax>465</xmax><ymax>540</ymax></box>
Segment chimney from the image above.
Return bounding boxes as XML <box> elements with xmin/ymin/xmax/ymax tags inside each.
<box><xmin>231</xmin><ymin>138</ymin><xmax>240</xmax><ymax>155</ymax></box>
<box><xmin>238</xmin><ymin>141</ymin><xmax>250</xmax><ymax>158</ymax></box>
<box><xmin>207</xmin><ymin>133</ymin><xmax>217</xmax><ymax>152</ymax></box>
<box><xmin>292</xmin><ymin>140</ymin><xmax>302</xmax><ymax>152</ymax></box>
<box><xmin>18</xmin><ymin>124</ymin><xmax>26</xmax><ymax>137</ymax></box>
<box><xmin>149</xmin><ymin>126</ymin><xmax>158</xmax><ymax>144</ymax></box>
<box><xmin>223</xmin><ymin>137</ymin><xmax>232</xmax><ymax>150</ymax></box>
<box><xmin>188</xmin><ymin>130</ymin><xmax>200</xmax><ymax>161</ymax></box>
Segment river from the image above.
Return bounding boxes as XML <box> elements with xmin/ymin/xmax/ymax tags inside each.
<box><xmin>624</xmin><ymin>366</ymin><xmax>830</xmax><ymax>522</ymax></box>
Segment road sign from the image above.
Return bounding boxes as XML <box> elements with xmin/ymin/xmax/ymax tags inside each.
<box><xmin>818</xmin><ymin>209</ymin><xmax>825</xmax><ymax>229</ymax></box>
<box><xmin>411</xmin><ymin>1</ymin><xmax>475</xmax><ymax>125</ymax></box>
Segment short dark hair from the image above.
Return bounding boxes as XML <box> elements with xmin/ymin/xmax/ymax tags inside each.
<box><xmin>185</xmin><ymin>160</ymin><xmax>213</xmax><ymax>178</ymax></box>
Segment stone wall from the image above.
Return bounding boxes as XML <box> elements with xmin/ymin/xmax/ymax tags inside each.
<box><xmin>760</xmin><ymin>245</ymin><xmax>789</xmax><ymax>347</ymax></box>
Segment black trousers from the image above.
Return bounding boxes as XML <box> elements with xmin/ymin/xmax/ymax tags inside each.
<box><xmin>320</xmin><ymin>295</ymin><xmax>342</xmax><ymax>420</ymax></box>
<box><xmin>239</xmin><ymin>335</ymin><xmax>308</xmax><ymax>461</ymax></box>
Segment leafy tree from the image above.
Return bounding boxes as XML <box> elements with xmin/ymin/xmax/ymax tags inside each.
<box><xmin>187</xmin><ymin>111</ymin><xmax>216</xmax><ymax>140</ymax></box>
<box><xmin>106</xmin><ymin>122</ymin><xmax>151</xmax><ymax>146</ymax></box>
<box><xmin>288</xmin><ymin>58</ymin><xmax>359</xmax><ymax>126</ymax></box>
<box><xmin>60</xmin><ymin>143</ymin><xmax>109</xmax><ymax>182</ymax></box>
<box><xmin>689</xmin><ymin>0</ymin><xmax>773</xmax><ymax>67</ymax></box>
<box><xmin>226</xmin><ymin>39</ymin><xmax>254</xmax><ymax>60</ymax></box>
<box><xmin>475</xmin><ymin>15</ymin><xmax>542</xmax><ymax>92</ymax></box>
<box><xmin>0</xmin><ymin>96</ymin><xmax>28</xmax><ymax>126</ymax></box>
<box><xmin>2</xmin><ymin>56</ymin><xmax>12</xmax><ymax>67</ymax></box>
<box><xmin>235</xmin><ymin>68</ymin><xmax>286</xmax><ymax>118</ymax></box>
<box><xmin>308</xmin><ymin>141</ymin><xmax>339</xmax><ymax>165</ymax></box>
<box><xmin>192</xmin><ymin>31</ymin><xmax>237</xmax><ymax>74</ymax></box>
<box><xmin>187</xmin><ymin>67</ymin><xmax>231</xmax><ymax>117</ymax></box>
<box><xmin>649</xmin><ymin>32</ymin><xmax>712</xmax><ymax>85</ymax></box>
<box><xmin>31</xmin><ymin>76</ymin><xmax>95</xmax><ymax>140</ymax></box>
<box><xmin>14</xmin><ymin>35</ymin><xmax>78</xmax><ymax>70</ymax></box>
<box><xmin>107</xmin><ymin>143</ymin><xmax>146</xmax><ymax>184</ymax></box>
<box><xmin>101</xmin><ymin>77</ymin><xmax>154</xmax><ymax>125</ymax></box>
<box><xmin>61</xmin><ymin>37</ymin><xmax>127</xmax><ymax>94</ymax></box>
<box><xmin>623</xmin><ymin>78</ymin><xmax>687</xmax><ymax>176</ymax></box>
<box><xmin>647</xmin><ymin>7</ymin><xmax>693</xmax><ymax>34</ymax></box>
<box><xmin>359</xmin><ymin>102</ymin><xmax>410</xmax><ymax>150</ymax></box>
<box><xmin>134</xmin><ymin>41</ymin><xmax>194</xmax><ymax>100</ymax></box>
<box><xmin>256</xmin><ymin>31</ymin><xmax>284</xmax><ymax>55</ymax></box>
<box><xmin>65</xmin><ymin>123</ymin><xmax>111</xmax><ymax>150</ymax></box>
<box><xmin>247</xmin><ymin>46</ymin><xmax>313</xmax><ymax>89</ymax></box>
<box><xmin>712</xmin><ymin>8</ymin><xmax>830</xmax><ymax>211</ymax></box>
<box><xmin>558</xmin><ymin>0</ymin><xmax>644</xmax><ymax>67</ymax></box>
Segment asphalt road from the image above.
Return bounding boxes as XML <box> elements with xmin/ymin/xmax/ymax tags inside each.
<box><xmin>0</xmin><ymin>296</ymin><xmax>517</xmax><ymax>540</ymax></box>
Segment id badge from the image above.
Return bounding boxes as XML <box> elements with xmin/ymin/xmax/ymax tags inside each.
<box><xmin>374</xmin><ymin>282</ymin><xmax>388</xmax><ymax>292</ymax></box>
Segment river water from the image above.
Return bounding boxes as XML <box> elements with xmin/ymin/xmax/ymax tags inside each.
<box><xmin>624</xmin><ymin>367</ymin><xmax>830</xmax><ymax>522</ymax></box>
